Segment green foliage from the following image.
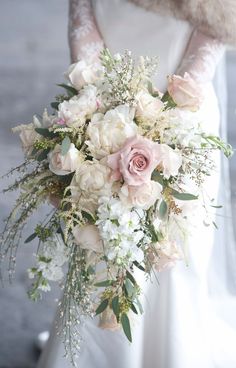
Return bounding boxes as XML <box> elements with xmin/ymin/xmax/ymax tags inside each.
<box><xmin>94</xmin><ymin>280</ymin><xmax>114</xmax><ymax>287</ymax></box>
<box><xmin>202</xmin><ymin>135</ymin><xmax>234</xmax><ymax>158</ymax></box>
<box><xmin>161</xmin><ymin>91</ymin><xmax>177</xmax><ymax>109</ymax></box>
<box><xmin>171</xmin><ymin>189</ymin><xmax>198</xmax><ymax>201</ymax></box>
<box><xmin>159</xmin><ymin>200</ymin><xmax>168</xmax><ymax>219</ymax></box>
<box><xmin>61</xmin><ymin>136</ymin><xmax>71</xmax><ymax>156</ymax></box>
<box><xmin>95</xmin><ymin>299</ymin><xmax>109</xmax><ymax>315</ymax></box>
<box><xmin>57</xmin><ymin>83</ymin><xmax>78</xmax><ymax>97</ymax></box>
<box><xmin>121</xmin><ymin>313</ymin><xmax>132</xmax><ymax>342</ymax></box>
<box><xmin>111</xmin><ymin>296</ymin><xmax>120</xmax><ymax>318</ymax></box>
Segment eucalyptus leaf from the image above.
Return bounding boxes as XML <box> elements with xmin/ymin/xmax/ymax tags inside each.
<box><xmin>121</xmin><ymin>313</ymin><xmax>132</xmax><ymax>342</ymax></box>
<box><xmin>111</xmin><ymin>296</ymin><xmax>119</xmax><ymax>318</ymax></box>
<box><xmin>131</xmin><ymin>303</ymin><xmax>138</xmax><ymax>315</ymax></box>
<box><xmin>133</xmin><ymin>261</ymin><xmax>145</xmax><ymax>272</ymax></box>
<box><xmin>95</xmin><ymin>299</ymin><xmax>109</xmax><ymax>315</ymax></box>
<box><xmin>94</xmin><ymin>280</ymin><xmax>114</xmax><ymax>287</ymax></box>
<box><xmin>125</xmin><ymin>278</ymin><xmax>135</xmax><ymax>299</ymax></box>
<box><xmin>35</xmin><ymin>128</ymin><xmax>55</xmax><ymax>139</ymax></box>
<box><xmin>171</xmin><ymin>189</ymin><xmax>198</xmax><ymax>201</ymax></box>
<box><xmin>151</xmin><ymin>170</ymin><xmax>165</xmax><ymax>186</ymax></box>
<box><xmin>25</xmin><ymin>233</ymin><xmax>37</xmax><ymax>244</ymax></box>
<box><xmin>61</xmin><ymin>136</ymin><xmax>71</xmax><ymax>156</ymax></box>
<box><xmin>161</xmin><ymin>91</ymin><xmax>177</xmax><ymax>109</ymax></box>
<box><xmin>50</xmin><ymin>101</ymin><xmax>60</xmax><ymax>110</ymax></box>
<box><xmin>159</xmin><ymin>200</ymin><xmax>168</xmax><ymax>219</ymax></box>
<box><xmin>36</xmin><ymin>148</ymin><xmax>50</xmax><ymax>162</ymax></box>
<box><xmin>135</xmin><ymin>299</ymin><xmax>144</xmax><ymax>314</ymax></box>
<box><xmin>57</xmin><ymin>83</ymin><xmax>78</xmax><ymax>97</ymax></box>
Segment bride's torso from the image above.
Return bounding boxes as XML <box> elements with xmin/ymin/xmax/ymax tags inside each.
<box><xmin>92</xmin><ymin>0</ymin><xmax>193</xmax><ymax>90</ymax></box>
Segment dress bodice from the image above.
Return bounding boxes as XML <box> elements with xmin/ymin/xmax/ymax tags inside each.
<box><xmin>92</xmin><ymin>0</ymin><xmax>193</xmax><ymax>90</ymax></box>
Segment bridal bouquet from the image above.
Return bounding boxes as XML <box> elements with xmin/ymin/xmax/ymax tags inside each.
<box><xmin>1</xmin><ymin>50</ymin><xmax>232</xmax><ymax>365</ymax></box>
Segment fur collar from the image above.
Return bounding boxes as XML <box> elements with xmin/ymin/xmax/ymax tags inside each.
<box><xmin>128</xmin><ymin>0</ymin><xmax>236</xmax><ymax>45</ymax></box>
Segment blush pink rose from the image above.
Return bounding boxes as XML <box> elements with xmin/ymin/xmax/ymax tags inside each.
<box><xmin>107</xmin><ymin>136</ymin><xmax>161</xmax><ymax>186</ymax></box>
<box><xmin>167</xmin><ymin>73</ymin><xmax>204</xmax><ymax>111</ymax></box>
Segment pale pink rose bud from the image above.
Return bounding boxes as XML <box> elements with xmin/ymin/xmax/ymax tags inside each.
<box><xmin>72</xmin><ymin>225</ymin><xmax>103</xmax><ymax>253</ymax></box>
<box><xmin>167</xmin><ymin>73</ymin><xmax>204</xmax><ymax>111</ymax></box>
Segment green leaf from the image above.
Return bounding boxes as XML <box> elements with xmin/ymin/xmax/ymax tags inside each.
<box><xmin>25</xmin><ymin>232</ymin><xmax>37</xmax><ymax>243</ymax></box>
<box><xmin>111</xmin><ymin>296</ymin><xmax>119</xmax><ymax>318</ymax></box>
<box><xmin>35</xmin><ymin>128</ymin><xmax>55</xmax><ymax>139</ymax></box>
<box><xmin>161</xmin><ymin>91</ymin><xmax>177</xmax><ymax>109</ymax></box>
<box><xmin>159</xmin><ymin>200</ymin><xmax>168</xmax><ymax>219</ymax></box>
<box><xmin>151</xmin><ymin>170</ymin><xmax>165</xmax><ymax>186</ymax></box>
<box><xmin>147</xmin><ymin>223</ymin><xmax>159</xmax><ymax>242</ymax></box>
<box><xmin>36</xmin><ymin>148</ymin><xmax>50</xmax><ymax>162</ymax></box>
<box><xmin>121</xmin><ymin>313</ymin><xmax>132</xmax><ymax>342</ymax></box>
<box><xmin>82</xmin><ymin>210</ymin><xmax>96</xmax><ymax>223</ymax></box>
<box><xmin>210</xmin><ymin>205</ymin><xmax>223</xmax><ymax>209</ymax></box>
<box><xmin>126</xmin><ymin>270</ymin><xmax>136</xmax><ymax>285</ymax></box>
<box><xmin>50</xmin><ymin>101</ymin><xmax>60</xmax><ymax>110</ymax></box>
<box><xmin>171</xmin><ymin>189</ymin><xmax>198</xmax><ymax>201</ymax></box>
<box><xmin>125</xmin><ymin>278</ymin><xmax>135</xmax><ymax>299</ymax></box>
<box><xmin>95</xmin><ymin>299</ymin><xmax>109</xmax><ymax>315</ymax></box>
<box><xmin>130</xmin><ymin>303</ymin><xmax>138</xmax><ymax>315</ymax></box>
<box><xmin>94</xmin><ymin>280</ymin><xmax>114</xmax><ymax>287</ymax></box>
<box><xmin>135</xmin><ymin>299</ymin><xmax>144</xmax><ymax>314</ymax></box>
<box><xmin>213</xmin><ymin>221</ymin><xmax>218</xmax><ymax>229</ymax></box>
<box><xmin>61</xmin><ymin>136</ymin><xmax>71</xmax><ymax>156</ymax></box>
<box><xmin>57</xmin><ymin>83</ymin><xmax>78</xmax><ymax>97</ymax></box>
<box><xmin>133</xmin><ymin>261</ymin><xmax>145</xmax><ymax>272</ymax></box>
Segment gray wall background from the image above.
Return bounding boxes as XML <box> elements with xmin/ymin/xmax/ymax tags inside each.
<box><xmin>0</xmin><ymin>1</ymin><xmax>235</xmax><ymax>367</ymax></box>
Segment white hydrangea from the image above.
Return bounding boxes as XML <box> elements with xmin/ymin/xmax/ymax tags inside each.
<box><xmin>96</xmin><ymin>197</ymin><xmax>145</xmax><ymax>264</ymax></box>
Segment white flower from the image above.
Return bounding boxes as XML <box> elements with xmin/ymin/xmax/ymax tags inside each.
<box><xmin>86</xmin><ymin>105</ymin><xmax>138</xmax><ymax>159</ymax></box>
<box><xmin>73</xmin><ymin>224</ymin><xmax>103</xmax><ymax>253</ymax></box>
<box><xmin>119</xmin><ymin>181</ymin><xmax>162</xmax><ymax>210</ymax></box>
<box><xmin>158</xmin><ymin>144</ymin><xmax>182</xmax><ymax>179</ymax></box>
<box><xmin>69</xmin><ymin>161</ymin><xmax>112</xmax><ymax>214</ymax></box>
<box><xmin>48</xmin><ymin>143</ymin><xmax>84</xmax><ymax>176</ymax></box>
<box><xmin>33</xmin><ymin>109</ymin><xmax>56</xmax><ymax>128</ymax></box>
<box><xmin>148</xmin><ymin>240</ymin><xmax>183</xmax><ymax>272</ymax></box>
<box><xmin>65</xmin><ymin>59</ymin><xmax>101</xmax><ymax>90</ymax></box>
<box><xmin>12</xmin><ymin>123</ymin><xmax>40</xmax><ymax>156</ymax></box>
<box><xmin>58</xmin><ymin>85</ymin><xmax>98</xmax><ymax>127</ymax></box>
<box><xmin>135</xmin><ymin>90</ymin><xmax>164</xmax><ymax>122</ymax></box>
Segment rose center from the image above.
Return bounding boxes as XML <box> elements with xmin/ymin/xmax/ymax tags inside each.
<box><xmin>131</xmin><ymin>154</ymin><xmax>147</xmax><ymax>171</ymax></box>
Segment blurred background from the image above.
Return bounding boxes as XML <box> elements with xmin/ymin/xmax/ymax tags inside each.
<box><xmin>0</xmin><ymin>1</ymin><xmax>236</xmax><ymax>367</ymax></box>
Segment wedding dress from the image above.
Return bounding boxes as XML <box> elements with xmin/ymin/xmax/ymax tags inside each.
<box><xmin>37</xmin><ymin>1</ymin><xmax>236</xmax><ymax>367</ymax></box>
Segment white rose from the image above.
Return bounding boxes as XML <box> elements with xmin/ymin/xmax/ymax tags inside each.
<box><xmin>48</xmin><ymin>143</ymin><xmax>84</xmax><ymax>176</ymax></box>
<box><xmin>149</xmin><ymin>240</ymin><xmax>183</xmax><ymax>272</ymax></box>
<box><xmin>119</xmin><ymin>181</ymin><xmax>162</xmax><ymax>210</ymax></box>
<box><xmin>158</xmin><ymin>144</ymin><xmax>182</xmax><ymax>179</ymax></box>
<box><xmin>135</xmin><ymin>90</ymin><xmax>164</xmax><ymax>122</ymax></box>
<box><xmin>65</xmin><ymin>60</ymin><xmax>100</xmax><ymax>90</ymax></box>
<box><xmin>86</xmin><ymin>105</ymin><xmax>138</xmax><ymax>159</ymax></box>
<box><xmin>58</xmin><ymin>85</ymin><xmax>98</xmax><ymax>127</ymax></box>
<box><xmin>70</xmin><ymin>161</ymin><xmax>112</xmax><ymax>214</ymax></box>
<box><xmin>73</xmin><ymin>224</ymin><xmax>103</xmax><ymax>253</ymax></box>
<box><xmin>12</xmin><ymin>123</ymin><xmax>40</xmax><ymax>156</ymax></box>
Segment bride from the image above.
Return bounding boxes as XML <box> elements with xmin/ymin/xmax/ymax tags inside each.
<box><xmin>37</xmin><ymin>1</ymin><xmax>236</xmax><ymax>367</ymax></box>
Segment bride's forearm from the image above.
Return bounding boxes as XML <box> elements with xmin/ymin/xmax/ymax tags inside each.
<box><xmin>68</xmin><ymin>0</ymin><xmax>104</xmax><ymax>63</ymax></box>
<box><xmin>177</xmin><ymin>29</ymin><xmax>225</xmax><ymax>83</ymax></box>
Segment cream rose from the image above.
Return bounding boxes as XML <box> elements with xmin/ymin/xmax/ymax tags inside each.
<box><xmin>12</xmin><ymin>124</ymin><xmax>40</xmax><ymax>156</ymax></box>
<box><xmin>65</xmin><ymin>60</ymin><xmax>100</xmax><ymax>90</ymax></box>
<box><xmin>73</xmin><ymin>224</ymin><xmax>103</xmax><ymax>253</ymax></box>
<box><xmin>119</xmin><ymin>181</ymin><xmax>162</xmax><ymax>210</ymax></box>
<box><xmin>148</xmin><ymin>240</ymin><xmax>183</xmax><ymax>272</ymax></box>
<box><xmin>69</xmin><ymin>161</ymin><xmax>112</xmax><ymax>213</ymax></box>
<box><xmin>158</xmin><ymin>144</ymin><xmax>182</xmax><ymax>179</ymax></box>
<box><xmin>48</xmin><ymin>143</ymin><xmax>83</xmax><ymax>176</ymax></box>
<box><xmin>167</xmin><ymin>73</ymin><xmax>204</xmax><ymax>111</ymax></box>
<box><xmin>135</xmin><ymin>90</ymin><xmax>164</xmax><ymax>122</ymax></box>
<box><xmin>86</xmin><ymin>105</ymin><xmax>138</xmax><ymax>159</ymax></box>
<box><xmin>58</xmin><ymin>85</ymin><xmax>98</xmax><ymax>127</ymax></box>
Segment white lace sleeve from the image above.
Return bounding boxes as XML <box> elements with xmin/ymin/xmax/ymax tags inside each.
<box><xmin>68</xmin><ymin>0</ymin><xmax>104</xmax><ymax>63</ymax></box>
<box><xmin>177</xmin><ymin>29</ymin><xmax>225</xmax><ymax>83</ymax></box>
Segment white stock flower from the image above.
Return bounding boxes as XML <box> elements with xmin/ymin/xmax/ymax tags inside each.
<box><xmin>119</xmin><ymin>181</ymin><xmax>162</xmax><ymax>210</ymax></box>
<box><xmin>33</xmin><ymin>109</ymin><xmax>56</xmax><ymax>128</ymax></box>
<box><xmin>65</xmin><ymin>59</ymin><xmax>101</xmax><ymax>90</ymax></box>
<box><xmin>96</xmin><ymin>197</ymin><xmax>145</xmax><ymax>264</ymax></box>
<box><xmin>48</xmin><ymin>143</ymin><xmax>84</xmax><ymax>176</ymax></box>
<box><xmin>158</xmin><ymin>144</ymin><xmax>182</xmax><ymax>179</ymax></box>
<box><xmin>135</xmin><ymin>90</ymin><xmax>164</xmax><ymax>122</ymax></box>
<box><xmin>86</xmin><ymin>105</ymin><xmax>138</xmax><ymax>159</ymax></box>
<box><xmin>58</xmin><ymin>85</ymin><xmax>98</xmax><ymax>127</ymax></box>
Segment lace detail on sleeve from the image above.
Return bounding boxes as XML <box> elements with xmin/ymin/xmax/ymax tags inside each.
<box><xmin>177</xmin><ymin>29</ymin><xmax>225</xmax><ymax>83</ymax></box>
<box><xmin>68</xmin><ymin>0</ymin><xmax>104</xmax><ymax>63</ymax></box>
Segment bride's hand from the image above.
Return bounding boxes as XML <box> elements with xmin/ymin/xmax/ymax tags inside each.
<box><xmin>68</xmin><ymin>0</ymin><xmax>105</xmax><ymax>63</ymax></box>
